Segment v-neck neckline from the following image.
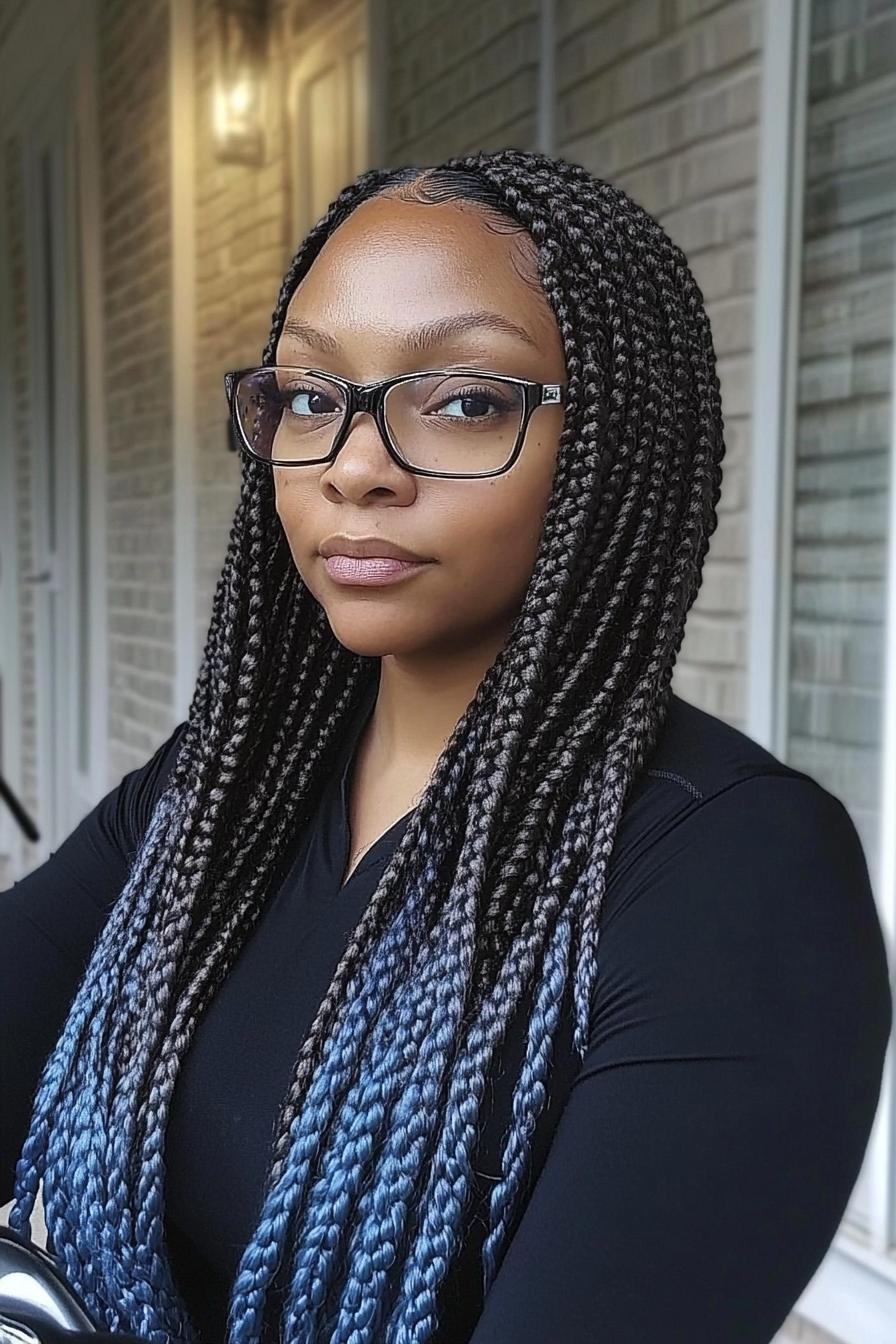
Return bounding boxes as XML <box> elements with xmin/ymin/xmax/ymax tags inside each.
<box><xmin>335</xmin><ymin>678</ymin><xmax>416</xmax><ymax>892</ymax></box>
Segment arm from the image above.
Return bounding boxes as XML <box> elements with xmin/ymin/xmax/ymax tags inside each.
<box><xmin>0</xmin><ymin>722</ymin><xmax>188</xmax><ymax>1210</ymax></box>
<box><xmin>467</xmin><ymin>775</ymin><xmax>893</xmax><ymax>1344</ymax></box>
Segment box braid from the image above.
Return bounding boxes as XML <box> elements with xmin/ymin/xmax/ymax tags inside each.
<box><xmin>8</xmin><ymin>147</ymin><xmax>724</xmax><ymax>1344</ymax></box>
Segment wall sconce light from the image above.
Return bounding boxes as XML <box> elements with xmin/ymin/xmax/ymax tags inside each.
<box><xmin>212</xmin><ymin>0</ymin><xmax>270</xmax><ymax>165</ymax></box>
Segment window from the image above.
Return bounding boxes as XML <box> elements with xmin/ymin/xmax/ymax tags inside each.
<box><xmin>755</xmin><ymin>1</ymin><xmax>896</xmax><ymax>1336</ymax></box>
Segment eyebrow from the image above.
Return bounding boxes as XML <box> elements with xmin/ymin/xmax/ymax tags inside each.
<box><xmin>281</xmin><ymin>310</ymin><xmax>539</xmax><ymax>356</ymax></box>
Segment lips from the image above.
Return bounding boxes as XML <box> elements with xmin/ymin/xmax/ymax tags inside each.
<box><xmin>319</xmin><ymin>536</ymin><xmax>433</xmax><ymax>563</ymax></box>
<box><xmin>323</xmin><ymin>554</ymin><xmax>430</xmax><ymax>586</ymax></box>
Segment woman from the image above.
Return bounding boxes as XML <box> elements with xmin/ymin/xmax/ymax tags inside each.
<box><xmin>1</xmin><ymin>148</ymin><xmax>891</xmax><ymax>1344</ymax></box>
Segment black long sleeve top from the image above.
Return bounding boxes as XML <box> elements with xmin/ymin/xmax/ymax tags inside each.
<box><xmin>1</xmin><ymin>684</ymin><xmax>892</xmax><ymax>1344</ymax></box>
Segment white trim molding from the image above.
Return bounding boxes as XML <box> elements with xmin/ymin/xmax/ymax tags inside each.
<box><xmin>868</xmin><ymin>182</ymin><xmax>896</xmax><ymax>1257</ymax></box>
<box><xmin>76</xmin><ymin>0</ymin><xmax>110</xmax><ymax>802</ymax></box>
<box><xmin>791</xmin><ymin>1235</ymin><xmax>896</xmax><ymax>1344</ymax></box>
<box><xmin>535</xmin><ymin>0</ymin><xmax>555</xmax><ymax>158</ymax></box>
<box><xmin>746</xmin><ymin>0</ymin><xmax>805</xmax><ymax>757</ymax></box>
<box><xmin>170</xmin><ymin>0</ymin><xmax>199</xmax><ymax>724</ymax></box>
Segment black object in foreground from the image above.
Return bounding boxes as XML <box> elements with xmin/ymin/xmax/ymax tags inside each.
<box><xmin>0</xmin><ymin>774</ymin><xmax>39</xmax><ymax>844</ymax></box>
<box><xmin>0</xmin><ymin>1226</ymin><xmax>141</xmax><ymax>1342</ymax></box>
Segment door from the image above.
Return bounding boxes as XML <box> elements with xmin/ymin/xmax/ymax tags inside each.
<box><xmin>21</xmin><ymin>69</ymin><xmax>96</xmax><ymax>854</ymax></box>
<box><xmin>286</xmin><ymin>0</ymin><xmax>369</xmax><ymax>240</ymax></box>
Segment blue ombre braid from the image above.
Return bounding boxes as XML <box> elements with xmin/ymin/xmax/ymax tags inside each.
<box><xmin>382</xmin><ymin>796</ymin><xmax>601</xmax><ymax>1344</ymax></box>
<box><xmin>10</xmin><ymin>790</ymin><xmax>200</xmax><ymax>1340</ymax></box>
<box><xmin>223</xmin><ymin>699</ymin><xmax>494</xmax><ymax>1343</ymax></box>
<box><xmin>7</xmin><ymin>146</ymin><xmax>724</xmax><ymax>1343</ymax></box>
<box><xmin>280</xmin><ymin>814</ymin><xmax>493</xmax><ymax>1341</ymax></box>
<box><xmin>277</xmin><ymin>663</ymin><xmax>548</xmax><ymax>1342</ymax></box>
<box><xmin>224</xmin><ymin>855</ymin><xmax>443</xmax><ymax>1343</ymax></box>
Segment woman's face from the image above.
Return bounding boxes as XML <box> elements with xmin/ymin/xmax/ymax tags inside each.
<box><xmin>273</xmin><ymin>192</ymin><xmax>567</xmax><ymax>661</ymax></box>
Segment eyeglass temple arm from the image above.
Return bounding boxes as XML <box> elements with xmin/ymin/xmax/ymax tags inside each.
<box><xmin>225</xmin><ymin>371</ymin><xmax>244</xmax><ymax>453</ymax></box>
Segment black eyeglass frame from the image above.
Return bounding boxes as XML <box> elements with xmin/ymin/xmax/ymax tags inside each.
<box><xmin>224</xmin><ymin>364</ymin><xmax>568</xmax><ymax>480</ymax></box>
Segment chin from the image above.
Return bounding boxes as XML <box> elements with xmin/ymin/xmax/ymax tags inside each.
<box><xmin>323</xmin><ymin>611</ymin><xmax>431</xmax><ymax>659</ymax></box>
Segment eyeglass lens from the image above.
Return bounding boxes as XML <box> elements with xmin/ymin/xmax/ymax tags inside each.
<box><xmin>234</xmin><ymin>367</ymin><xmax>526</xmax><ymax>476</ymax></box>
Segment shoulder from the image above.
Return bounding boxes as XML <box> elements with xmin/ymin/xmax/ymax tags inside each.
<box><xmin>110</xmin><ymin>719</ymin><xmax>190</xmax><ymax>860</ymax></box>
<box><xmin>0</xmin><ymin>719</ymin><xmax>190</xmax><ymax>967</ymax></box>
<box><xmin>635</xmin><ymin>689</ymin><xmax>816</xmax><ymax>802</ymax></box>
<box><xmin>605</xmin><ymin>691</ymin><xmax>848</xmax><ymax>897</ymax></box>
<box><xmin>593</xmin><ymin>692</ymin><xmax>892</xmax><ymax>1067</ymax></box>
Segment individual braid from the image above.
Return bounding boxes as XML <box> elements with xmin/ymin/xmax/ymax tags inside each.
<box><xmin>8</xmin><ymin>147</ymin><xmax>724</xmax><ymax>1344</ymax></box>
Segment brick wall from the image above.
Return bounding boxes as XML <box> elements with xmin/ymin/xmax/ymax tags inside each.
<box><xmin>555</xmin><ymin>0</ymin><xmax>762</xmax><ymax>727</ymax></box>
<box><xmin>0</xmin><ymin>0</ymin><xmax>26</xmax><ymax>45</ymax></box>
<box><xmin>192</xmin><ymin>0</ymin><xmax>291</xmax><ymax>662</ymax></box>
<box><xmin>99</xmin><ymin>0</ymin><xmax>177</xmax><ymax>778</ymax></box>
<box><xmin>380</xmin><ymin>0</ymin><xmax>761</xmax><ymax>727</ymax></box>
<box><xmin>386</xmin><ymin>0</ymin><xmax>541</xmax><ymax>160</ymax></box>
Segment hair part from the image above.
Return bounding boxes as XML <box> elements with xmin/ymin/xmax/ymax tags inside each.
<box><xmin>352</xmin><ymin>162</ymin><xmax>548</xmax><ymax>299</ymax></box>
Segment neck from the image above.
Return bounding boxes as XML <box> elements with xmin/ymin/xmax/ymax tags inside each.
<box><xmin>366</xmin><ymin>634</ymin><xmax>510</xmax><ymax>769</ymax></box>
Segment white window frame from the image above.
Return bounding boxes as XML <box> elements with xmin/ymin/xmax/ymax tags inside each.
<box><xmin>747</xmin><ymin>2</ymin><xmax>896</xmax><ymax>1339</ymax></box>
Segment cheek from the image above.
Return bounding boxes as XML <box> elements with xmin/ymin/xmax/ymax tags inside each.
<box><xmin>274</xmin><ymin>470</ymin><xmax>310</xmax><ymax>527</ymax></box>
<box><xmin>449</xmin><ymin>472</ymin><xmax>553</xmax><ymax>603</ymax></box>
<box><xmin>488</xmin><ymin>438</ymin><xmax>559</xmax><ymax>556</ymax></box>
<box><xmin>273</xmin><ymin>474</ymin><xmax>318</xmax><ymax>574</ymax></box>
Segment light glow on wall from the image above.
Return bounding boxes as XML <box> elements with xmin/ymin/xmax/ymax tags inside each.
<box><xmin>212</xmin><ymin>0</ymin><xmax>269</xmax><ymax>165</ymax></box>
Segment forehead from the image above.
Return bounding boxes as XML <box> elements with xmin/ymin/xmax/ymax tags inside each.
<box><xmin>278</xmin><ymin>195</ymin><xmax>556</xmax><ymax>352</ymax></box>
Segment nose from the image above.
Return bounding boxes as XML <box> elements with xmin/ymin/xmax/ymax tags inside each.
<box><xmin>330</xmin><ymin>405</ymin><xmax>401</xmax><ymax>469</ymax></box>
<box><xmin>340</xmin><ymin>406</ymin><xmax>386</xmax><ymax>449</ymax></box>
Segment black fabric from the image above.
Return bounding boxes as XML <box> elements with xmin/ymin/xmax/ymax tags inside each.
<box><xmin>1</xmin><ymin>686</ymin><xmax>891</xmax><ymax>1344</ymax></box>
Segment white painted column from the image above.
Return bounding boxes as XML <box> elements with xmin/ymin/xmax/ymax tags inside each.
<box><xmin>745</xmin><ymin>0</ymin><xmax>805</xmax><ymax>756</ymax></box>
<box><xmin>535</xmin><ymin>0</ymin><xmax>555</xmax><ymax>158</ymax></box>
<box><xmin>170</xmin><ymin>0</ymin><xmax>199</xmax><ymax>724</ymax></box>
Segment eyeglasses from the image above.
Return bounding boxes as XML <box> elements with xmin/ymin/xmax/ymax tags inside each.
<box><xmin>224</xmin><ymin>364</ymin><xmax>568</xmax><ymax>480</ymax></box>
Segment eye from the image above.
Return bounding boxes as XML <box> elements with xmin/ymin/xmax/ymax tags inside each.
<box><xmin>284</xmin><ymin>385</ymin><xmax>341</xmax><ymax>417</ymax></box>
<box><xmin>428</xmin><ymin>385</ymin><xmax>515</xmax><ymax>421</ymax></box>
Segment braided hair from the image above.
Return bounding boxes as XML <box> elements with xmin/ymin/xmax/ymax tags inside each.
<box><xmin>8</xmin><ymin>147</ymin><xmax>725</xmax><ymax>1343</ymax></box>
